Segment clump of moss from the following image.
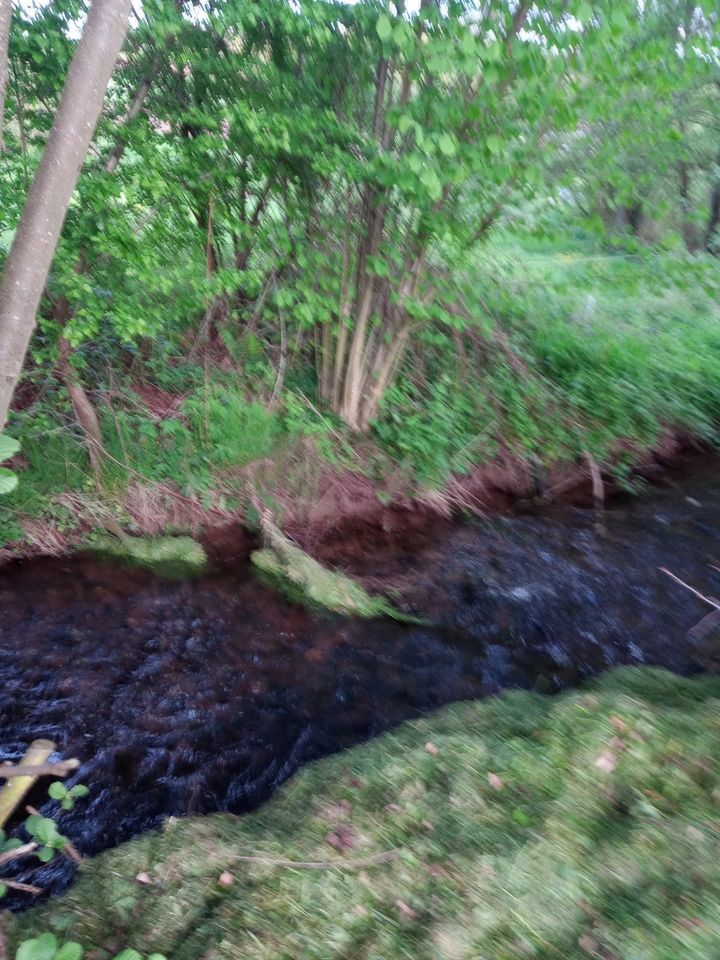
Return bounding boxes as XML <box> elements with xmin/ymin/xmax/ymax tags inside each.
<box><xmin>10</xmin><ymin>667</ymin><xmax>720</xmax><ymax>960</ymax></box>
<box><xmin>86</xmin><ymin>534</ymin><xmax>208</xmax><ymax>580</ymax></box>
<box><xmin>251</xmin><ymin>520</ymin><xmax>417</xmax><ymax>621</ymax></box>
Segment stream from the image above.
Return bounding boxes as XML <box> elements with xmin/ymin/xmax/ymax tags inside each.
<box><xmin>1</xmin><ymin>460</ymin><xmax>719</xmax><ymax>905</ymax></box>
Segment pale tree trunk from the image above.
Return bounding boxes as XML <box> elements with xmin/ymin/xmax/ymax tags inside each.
<box><xmin>0</xmin><ymin>0</ymin><xmax>133</xmax><ymax>431</ymax></box>
<box><xmin>0</xmin><ymin>0</ymin><xmax>10</xmax><ymax>152</ymax></box>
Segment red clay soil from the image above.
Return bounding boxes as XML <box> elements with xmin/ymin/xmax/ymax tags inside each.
<box><xmin>0</xmin><ymin>429</ymin><xmax>710</xmax><ymax>570</ymax></box>
<box><xmin>286</xmin><ymin>430</ymin><xmax>708</xmax><ymax>567</ymax></box>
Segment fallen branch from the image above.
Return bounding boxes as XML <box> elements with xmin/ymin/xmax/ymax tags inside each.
<box><xmin>0</xmin><ymin>842</ymin><xmax>37</xmax><ymax>868</ymax></box>
<box><xmin>231</xmin><ymin>849</ymin><xmax>397</xmax><ymax>871</ymax></box>
<box><xmin>0</xmin><ymin>759</ymin><xmax>79</xmax><ymax>779</ymax></box>
<box><xmin>660</xmin><ymin>567</ymin><xmax>720</xmax><ymax>609</ymax></box>
<box><xmin>0</xmin><ymin>878</ymin><xmax>43</xmax><ymax>895</ymax></box>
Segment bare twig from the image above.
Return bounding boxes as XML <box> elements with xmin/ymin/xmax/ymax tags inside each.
<box><xmin>62</xmin><ymin>841</ymin><xmax>83</xmax><ymax>863</ymax></box>
<box><xmin>660</xmin><ymin>568</ymin><xmax>720</xmax><ymax>609</ymax></box>
<box><xmin>230</xmin><ymin>849</ymin><xmax>397</xmax><ymax>871</ymax></box>
<box><xmin>0</xmin><ymin>759</ymin><xmax>79</xmax><ymax>779</ymax></box>
<box><xmin>584</xmin><ymin>451</ymin><xmax>605</xmax><ymax>514</ymax></box>
<box><xmin>0</xmin><ymin>879</ymin><xmax>43</xmax><ymax>895</ymax></box>
<box><xmin>0</xmin><ymin>842</ymin><xmax>37</xmax><ymax>868</ymax></box>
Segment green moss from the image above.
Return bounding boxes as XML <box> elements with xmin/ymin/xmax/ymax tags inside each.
<box><xmin>10</xmin><ymin>667</ymin><xmax>720</xmax><ymax>959</ymax></box>
<box><xmin>85</xmin><ymin>534</ymin><xmax>208</xmax><ymax>580</ymax></box>
<box><xmin>251</xmin><ymin>523</ymin><xmax>417</xmax><ymax>621</ymax></box>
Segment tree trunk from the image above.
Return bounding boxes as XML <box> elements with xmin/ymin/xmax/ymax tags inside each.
<box><xmin>617</xmin><ymin>201</ymin><xmax>643</xmax><ymax>237</ymax></box>
<box><xmin>0</xmin><ymin>0</ymin><xmax>132</xmax><ymax>431</ymax></box>
<box><xmin>58</xmin><ymin>336</ymin><xmax>105</xmax><ymax>484</ymax></box>
<box><xmin>706</xmin><ymin>149</ymin><xmax>720</xmax><ymax>254</ymax></box>
<box><xmin>678</xmin><ymin>159</ymin><xmax>698</xmax><ymax>253</ymax></box>
<box><xmin>104</xmin><ymin>49</ymin><xmax>162</xmax><ymax>174</ymax></box>
<box><xmin>0</xmin><ymin>0</ymin><xmax>10</xmax><ymax>152</ymax></box>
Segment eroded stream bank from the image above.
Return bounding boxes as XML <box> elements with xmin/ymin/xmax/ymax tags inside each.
<box><xmin>1</xmin><ymin>460</ymin><xmax>719</xmax><ymax>905</ymax></box>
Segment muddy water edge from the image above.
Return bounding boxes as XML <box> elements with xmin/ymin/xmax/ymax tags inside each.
<box><xmin>1</xmin><ymin>456</ymin><xmax>719</xmax><ymax>906</ymax></box>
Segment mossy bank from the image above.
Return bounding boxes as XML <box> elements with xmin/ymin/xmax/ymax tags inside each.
<box><xmin>8</xmin><ymin>667</ymin><xmax>720</xmax><ymax>959</ymax></box>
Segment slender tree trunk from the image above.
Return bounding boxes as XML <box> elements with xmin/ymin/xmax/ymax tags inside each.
<box><xmin>0</xmin><ymin>0</ymin><xmax>10</xmax><ymax>152</ymax></box>
<box><xmin>104</xmin><ymin>49</ymin><xmax>162</xmax><ymax>174</ymax></box>
<box><xmin>706</xmin><ymin>149</ymin><xmax>720</xmax><ymax>253</ymax></box>
<box><xmin>678</xmin><ymin>159</ymin><xmax>698</xmax><ymax>252</ymax></box>
<box><xmin>58</xmin><ymin>336</ymin><xmax>105</xmax><ymax>484</ymax></box>
<box><xmin>0</xmin><ymin>0</ymin><xmax>133</xmax><ymax>430</ymax></box>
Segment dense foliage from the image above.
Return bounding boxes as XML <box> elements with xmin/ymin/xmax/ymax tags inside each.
<box><xmin>0</xmin><ymin>0</ymin><xmax>719</xmax><ymax>542</ymax></box>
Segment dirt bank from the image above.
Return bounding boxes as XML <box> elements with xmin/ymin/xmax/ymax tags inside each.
<box><xmin>0</xmin><ymin>430</ymin><xmax>711</xmax><ymax>571</ymax></box>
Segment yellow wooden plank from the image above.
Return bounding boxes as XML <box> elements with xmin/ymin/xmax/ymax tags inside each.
<box><xmin>0</xmin><ymin>739</ymin><xmax>55</xmax><ymax>829</ymax></box>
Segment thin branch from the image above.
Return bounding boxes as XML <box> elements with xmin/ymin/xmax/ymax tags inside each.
<box><xmin>0</xmin><ymin>842</ymin><xmax>37</xmax><ymax>868</ymax></box>
<box><xmin>660</xmin><ymin>568</ymin><xmax>720</xmax><ymax>609</ymax></box>
<box><xmin>0</xmin><ymin>879</ymin><xmax>43</xmax><ymax>895</ymax></box>
<box><xmin>231</xmin><ymin>849</ymin><xmax>397</xmax><ymax>871</ymax></box>
<box><xmin>0</xmin><ymin>759</ymin><xmax>79</xmax><ymax>779</ymax></box>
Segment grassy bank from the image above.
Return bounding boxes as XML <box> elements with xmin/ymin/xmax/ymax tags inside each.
<box><xmin>1</xmin><ymin>244</ymin><xmax>719</xmax><ymax>556</ymax></box>
<box><xmin>0</xmin><ymin>244</ymin><xmax>720</xmax><ymax>550</ymax></box>
<box><xmin>9</xmin><ymin>667</ymin><xmax>720</xmax><ymax>959</ymax></box>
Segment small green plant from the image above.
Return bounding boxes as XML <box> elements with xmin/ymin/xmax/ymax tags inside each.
<box><xmin>0</xmin><ymin>781</ymin><xmax>89</xmax><ymax>884</ymax></box>
<box><xmin>24</xmin><ymin>815</ymin><xmax>70</xmax><ymax>863</ymax></box>
<box><xmin>16</xmin><ymin>933</ymin><xmax>83</xmax><ymax>960</ymax></box>
<box><xmin>14</xmin><ymin>935</ymin><xmax>166</xmax><ymax>960</ymax></box>
<box><xmin>0</xmin><ymin>433</ymin><xmax>20</xmax><ymax>494</ymax></box>
<box><xmin>47</xmin><ymin>783</ymin><xmax>90</xmax><ymax>812</ymax></box>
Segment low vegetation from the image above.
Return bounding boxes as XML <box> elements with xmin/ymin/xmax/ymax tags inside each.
<box><xmin>0</xmin><ymin>0</ymin><xmax>718</xmax><ymax>552</ymax></box>
<box><xmin>1</xmin><ymin>239</ymin><xmax>719</xmax><ymax>554</ymax></box>
<box><xmin>8</xmin><ymin>667</ymin><xmax>720</xmax><ymax>959</ymax></box>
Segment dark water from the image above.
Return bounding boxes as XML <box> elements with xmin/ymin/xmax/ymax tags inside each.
<box><xmin>1</xmin><ymin>464</ymin><xmax>719</xmax><ymax>904</ymax></box>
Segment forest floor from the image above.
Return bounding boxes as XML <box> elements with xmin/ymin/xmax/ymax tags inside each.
<box><xmin>8</xmin><ymin>667</ymin><xmax>720</xmax><ymax>960</ymax></box>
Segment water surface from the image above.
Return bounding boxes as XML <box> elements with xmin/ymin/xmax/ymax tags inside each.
<box><xmin>1</xmin><ymin>463</ymin><xmax>718</xmax><ymax>902</ymax></box>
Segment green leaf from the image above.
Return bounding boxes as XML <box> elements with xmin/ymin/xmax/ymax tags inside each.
<box><xmin>438</xmin><ymin>134</ymin><xmax>456</xmax><ymax>157</ymax></box>
<box><xmin>486</xmin><ymin>134</ymin><xmax>502</xmax><ymax>155</ymax></box>
<box><xmin>421</xmin><ymin>168</ymin><xmax>442</xmax><ymax>201</ymax></box>
<box><xmin>0</xmin><ymin>434</ymin><xmax>19</xmax><ymax>461</ymax></box>
<box><xmin>48</xmin><ymin>782</ymin><xmax>68</xmax><ymax>800</ymax></box>
<box><xmin>56</xmin><ymin>944</ymin><xmax>84</xmax><ymax>960</ymax></box>
<box><xmin>576</xmin><ymin>1</ymin><xmax>593</xmax><ymax>24</ymax></box>
<box><xmin>461</xmin><ymin>32</ymin><xmax>475</xmax><ymax>58</ymax></box>
<box><xmin>392</xmin><ymin>22</ymin><xmax>408</xmax><ymax>50</ymax></box>
<box><xmin>0</xmin><ymin>467</ymin><xmax>18</xmax><ymax>495</ymax></box>
<box><xmin>376</xmin><ymin>14</ymin><xmax>392</xmax><ymax>41</ymax></box>
<box><xmin>398</xmin><ymin>114</ymin><xmax>413</xmax><ymax>135</ymax></box>
<box><xmin>16</xmin><ymin>934</ymin><xmax>58</xmax><ymax>960</ymax></box>
<box><xmin>27</xmin><ymin>817</ymin><xmax>60</xmax><ymax>846</ymax></box>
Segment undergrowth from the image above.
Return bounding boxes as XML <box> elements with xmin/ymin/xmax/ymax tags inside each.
<box><xmin>1</xmin><ymin>242</ymin><xmax>719</xmax><ymax>548</ymax></box>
